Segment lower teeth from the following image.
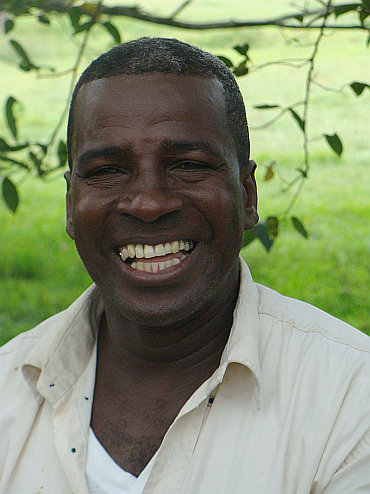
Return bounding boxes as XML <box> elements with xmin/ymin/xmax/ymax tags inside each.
<box><xmin>131</xmin><ymin>258</ymin><xmax>181</xmax><ymax>272</ymax></box>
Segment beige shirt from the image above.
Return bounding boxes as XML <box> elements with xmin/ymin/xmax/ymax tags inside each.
<box><xmin>1</xmin><ymin>259</ymin><xmax>369</xmax><ymax>494</ymax></box>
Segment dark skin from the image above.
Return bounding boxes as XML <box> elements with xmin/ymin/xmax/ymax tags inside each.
<box><xmin>65</xmin><ymin>73</ymin><xmax>258</xmax><ymax>476</ymax></box>
<box><xmin>92</xmin><ymin>284</ymin><xmax>238</xmax><ymax>476</ymax></box>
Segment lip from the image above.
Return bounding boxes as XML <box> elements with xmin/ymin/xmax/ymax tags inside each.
<box><xmin>114</xmin><ymin>240</ymin><xmax>198</xmax><ymax>284</ymax></box>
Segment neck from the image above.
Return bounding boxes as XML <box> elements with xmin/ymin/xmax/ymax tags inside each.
<box><xmin>97</xmin><ymin>275</ymin><xmax>240</xmax><ymax>380</ymax></box>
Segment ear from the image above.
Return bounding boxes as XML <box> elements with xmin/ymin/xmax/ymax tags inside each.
<box><xmin>64</xmin><ymin>170</ymin><xmax>75</xmax><ymax>240</ymax></box>
<box><xmin>241</xmin><ymin>160</ymin><xmax>259</xmax><ymax>231</ymax></box>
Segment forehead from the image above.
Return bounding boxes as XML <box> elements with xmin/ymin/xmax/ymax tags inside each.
<box><xmin>71</xmin><ymin>73</ymin><xmax>235</xmax><ymax>158</ymax></box>
<box><xmin>74</xmin><ymin>72</ymin><xmax>227</xmax><ymax>118</ymax></box>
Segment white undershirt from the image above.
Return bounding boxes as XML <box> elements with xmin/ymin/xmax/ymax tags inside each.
<box><xmin>86</xmin><ymin>428</ymin><xmax>156</xmax><ymax>494</ymax></box>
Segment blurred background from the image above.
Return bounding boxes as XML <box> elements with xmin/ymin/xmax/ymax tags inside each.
<box><xmin>1</xmin><ymin>0</ymin><xmax>369</xmax><ymax>344</ymax></box>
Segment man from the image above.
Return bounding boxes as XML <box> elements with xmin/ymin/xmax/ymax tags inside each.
<box><xmin>0</xmin><ymin>38</ymin><xmax>369</xmax><ymax>494</ymax></box>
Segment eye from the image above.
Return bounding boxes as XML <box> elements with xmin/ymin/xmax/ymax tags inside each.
<box><xmin>170</xmin><ymin>160</ymin><xmax>215</xmax><ymax>171</ymax></box>
<box><xmin>86</xmin><ymin>165</ymin><xmax>126</xmax><ymax>178</ymax></box>
<box><xmin>167</xmin><ymin>160</ymin><xmax>219</xmax><ymax>184</ymax></box>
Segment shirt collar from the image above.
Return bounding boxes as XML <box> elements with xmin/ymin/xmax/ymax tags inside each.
<box><xmin>22</xmin><ymin>285</ymin><xmax>103</xmax><ymax>404</ymax></box>
<box><xmin>22</xmin><ymin>257</ymin><xmax>261</xmax><ymax>408</ymax></box>
<box><xmin>178</xmin><ymin>258</ymin><xmax>262</xmax><ymax>416</ymax></box>
<box><xmin>222</xmin><ymin>258</ymin><xmax>261</xmax><ymax>378</ymax></box>
<box><xmin>209</xmin><ymin>258</ymin><xmax>261</xmax><ymax>406</ymax></box>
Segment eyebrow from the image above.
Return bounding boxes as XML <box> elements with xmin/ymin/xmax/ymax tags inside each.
<box><xmin>76</xmin><ymin>139</ymin><xmax>224</xmax><ymax>170</ymax></box>
<box><xmin>76</xmin><ymin>145</ymin><xmax>133</xmax><ymax>170</ymax></box>
<box><xmin>160</xmin><ymin>139</ymin><xmax>224</xmax><ymax>159</ymax></box>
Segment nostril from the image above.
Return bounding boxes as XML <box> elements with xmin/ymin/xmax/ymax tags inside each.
<box><xmin>117</xmin><ymin>190</ymin><xmax>183</xmax><ymax>222</ymax></box>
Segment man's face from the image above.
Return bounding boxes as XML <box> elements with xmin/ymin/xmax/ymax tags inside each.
<box><xmin>65</xmin><ymin>73</ymin><xmax>257</xmax><ymax>326</ymax></box>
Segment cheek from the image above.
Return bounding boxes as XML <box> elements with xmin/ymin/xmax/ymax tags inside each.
<box><xmin>215</xmin><ymin>184</ymin><xmax>245</xmax><ymax>226</ymax></box>
<box><xmin>73</xmin><ymin>186</ymin><xmax>112</xmax><ymax>221</ymax></box>
<box><xmin>197</xmin><ymin>184</ymin><xmax>245</xmax><ymax>247</ymax></box>
<box><xmin>71</xmin><ymin>192</ymin><xmax>108</xmax><ymax>246</ymax></box>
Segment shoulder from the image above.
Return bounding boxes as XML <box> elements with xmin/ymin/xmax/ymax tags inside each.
<box><xmin>251</xmin><ymin>284</ymin><xmax>370</xmax><ymax>489</ymax></box>
<box><xmin>255</xmin><ymin>283</ymin><xmax>370</xmax><ymax>355</ymax></box>
<box><xmin>254</xmin><ymin>283</ymin><xmax>370</xmax><ymax>403</ymax></box>
<box><xmin>0</xmin><ymin>285</ymin><xmax>99</xmax><ymax>387</ymax></box>
<box><xmin>254</xmin><ymin>284</ymin><xmax>370</xmax><ymax>443</ymax></box>
<box><xmin>0</xmin><ymin>323</ymin><xmax>49</xmax><ymax>373</ymax></box>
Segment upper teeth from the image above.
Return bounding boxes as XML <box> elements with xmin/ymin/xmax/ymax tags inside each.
<box><xmin>120</xmin><ymin>240</ymin><xmax>193</xmax><ymax>261</ymax></box>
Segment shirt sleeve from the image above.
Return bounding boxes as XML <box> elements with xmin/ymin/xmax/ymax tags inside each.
<box><xmin>320</xmin><ymin>435</ymin><xmax>370</xmax><ymax>493</ymax></box>
<box><xmin>317</xmin><ymin>364</ymin><xmax>370</xmax><ymax>494</ymax></box>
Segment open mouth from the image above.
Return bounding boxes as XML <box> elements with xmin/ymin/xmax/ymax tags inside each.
<box><xmin>118</xmin><ymin>240</ymin><xmax>196</xmax><ymax>273</ymax></box>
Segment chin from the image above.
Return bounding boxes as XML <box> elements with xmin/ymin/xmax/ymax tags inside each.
<box><xmin>103</xmin><ymin>284</ymin><xmax>215</xmax><ymax>330</ymax></box>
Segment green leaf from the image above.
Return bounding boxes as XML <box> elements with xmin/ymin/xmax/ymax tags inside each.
<box><xmin>241</xmin><ymin>229</ymin><xmax>256</xmax><ymax>248</ymax></box>
<box><xmin>2</xmin><ymin>176</ymin><xmax>19</xmax><ymax>212</ymax></box>
<box><xmin>233</xmin><ymin>43</ymin><xmax>249</xmax><ymax>56</ymax></box>
<box><xmin>36</xmin><ymin>143</ymin><xmax>48</xmax><ymax>155</ymax></box>
<box><xmin>102</xmin><ymin>21</ymin><xmax>121</xmax><ymax>44</ymax></box>
<box><xmin>254</xmin><ymin>222</ymin><xmax>274</xmax><ymax>252</ymax></box>
<box><xmin>5</xmin><ymin>96</ymin><xmax>18</xmax><ymax>139</ymax></box>
<box><xmin>68</xmin><ymin>7</ymin><xmax>82</xmax><ymax>29</ymax></box>
<box><xmin>334</xmin><ymin>4</ymin><xmax>359</xmax><ymax>18</ymax></box>
<box><xmin>241</xmin><ymin>221</ymin><xmax>276</xmax><ymax>252</ymax></box>
<box><xmin>74</xmin><ymin>20</ymin><xmax>95</xmax><ymax>34</ymax></box>
<box><xmin>58</xmin><ymin>140</ymin><xmax>68</xmax><ymax>168</ymax></box>
<box><xmin>0</xmin><ymin>155</ymin><xmax>29</xmax><ymax>169</ymax></box>
<box><xmin>293</xmin><ymin>14</ymin><xmax>304</xmax><ymax>22</ymax></box>
<box><xmin>233</xmin><ymin>60</ymin><xmax>249</xmax><ymax>77</ymax></box>
<box><xmin>362</xmin><ymin>0</ymin><xmax>370</xmax><ymax>13</ymax></box>
<box><xmin>254</xmin><ymin>104</ymin><xmax>280</xmax><ymax>110</ymax></box>
<box><xmin>350</xmin><ymin>81</ymin><xmax>370</xmax><ymax>96</ymax></box>
<box><xmin>288</xmin><ymin>108</ymin><xmax>305</xmax><ymax>132</ymax></box>
<box><xmin>263</xmin><ymin>163</ymin><xmax>275</xmax><ymax>181</ymax></box>
<box><xmin>217</xmin><ymin>56</ymin><xmax>233</xmax><ymax>68</ymax></box>
<box><xmin>359</xmin><ymin>6</ymin><xmax>370</xmax><ymax>22</ymax></box>
<box><xmin>38</xmin><ymin>14</ymin><xmax>50</xmax><ymax>25</ymax></box>
<box><xmin>266</xmin><ymin>216</ymin><xmax>279</xmax><ymax>239</ymax></box>
<box><xmin>29</xmin><ymin>151</ymin><xmax>41</xmax><ymax>165</ymax></box>
<box><xmin>4</xmin><ymin>18</ymin><xmax>15</xmax><ymax>34</ymax></box>
<box><xmin>0</xmin><ymin>137</ymin><xmax>29</xmax><ymax>152</ymax></box>
<box><xmin>324</xmin><ymin>133</ymin><xmax>343</xmax><ymax>156</ymax></box>
<box><xmin>9</xmin><ymin>39</ymin><xmax>35</xmax><ymax>71</ymax></box>
<box><xmin>291</xmin><ymin>216</ymin><xmax>308</xmax><ymax>238</ymax></box>
<box><xmin>9</xmin><ymin>39</ymin><xmax>30</xmax><ymax>63</ymax></box>
<box><xmin>29</xmin><ymin>151</ymin><xmax>44</xmax><ymax>175</ymax></box>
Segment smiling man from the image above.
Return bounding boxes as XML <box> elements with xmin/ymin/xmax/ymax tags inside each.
<box><xmin>0</xmin><ymin>38</ymin><xmax>369</xmax><ymax>494</ymax></box>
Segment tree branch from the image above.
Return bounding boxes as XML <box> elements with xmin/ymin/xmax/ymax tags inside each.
<box><xmin>47</xmin><ymin>24</ymin><xmax>92</xmax><ymax>147</ymax></box>
<box><xmin>169</xmin><ymin>0</ymin><xmax>194</xmax><ymax>20</ymax></box>
<box><xmin>282</xmin><ymin>0</ymin><xmax>333</xmax><ymax>217</ymax></box>
<box><xmin>36</xmin><ymin>1</ymin><xmax>368</xmax><ymax>30</ymax></box>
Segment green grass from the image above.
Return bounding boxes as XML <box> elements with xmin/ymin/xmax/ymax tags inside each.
<box><xmin>0</xmin><ymin>178</ymin><xmax>92</xmax><ymax>344</ymax></box>
<box><xmin>1</xmin><ymin>1</ymin><xmax>369</xmax><ymax>345</ymax></box>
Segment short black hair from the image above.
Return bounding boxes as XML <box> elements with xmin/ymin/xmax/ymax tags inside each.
<box><xmin>67</xmin><ymin>37</ymin><xmax>250</xmax><ymax>169</ymax></box>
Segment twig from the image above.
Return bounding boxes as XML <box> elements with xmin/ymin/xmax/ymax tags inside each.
<box><xmin>37</xmin><ymin>68</ymin><xmax>75</xmax><ymax>79</ymax></box>
<box><xmin>311</xmin><ymin>79</ymin><xmax>347</xmax><ymax>92</ymax></box>
<box><xmin>282</xmin><ymin>0</ymin><xmax>333</xmax><ymax>217</ymax></box>
<box><xmin>274</xmin><ymin>165</ymin><xmax>296</xmax><ymax>186</ymax></box>
<box><xmin>250</xmin><ymin>102</ymin><xmax>304</xmax><ymax>131</ymax></box>
<box><xmin>39</xmin><ymin>2</ymin><xmax>368</xmax><ymax>31</ymax></box>
<box><xmin>250</xmin><ymin>58</ymin><xmax>309</xmax><ymax>71</ymax></box>
<box><xmin>169</xmin><ymin>0</ymin><xmax>194</xmax><ymax>20</ymax></box>
<box><xmin>281</xmin><ymin>174</ymin><xmax>306</xmax><ymax>216</ymax></box>
<box><xmin>303</xmin><ymin>1</ymin><xmax>331</xmax><ymax>171</ymax></box>
<box><xmin>46</xmin><ymin>25</ymin><xmax>92</xmax><ymax>147</ymax></box>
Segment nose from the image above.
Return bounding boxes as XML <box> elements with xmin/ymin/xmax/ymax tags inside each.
<box><xmin>117</xmin><ymin>177</ymin><xmax>183</xmax><ymax>223</ymax></box>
